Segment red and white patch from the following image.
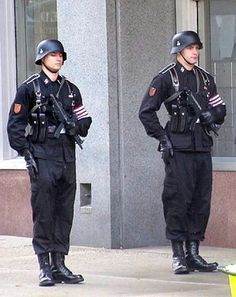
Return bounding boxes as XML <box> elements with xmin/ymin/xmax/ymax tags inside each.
<box><xmin>209</xmin><ymin>93</ymin><xmax>223</xmax><ymax>107</ymax></box>
<box><xmin>13</xmin><ymin>103</ymin><xmax>22</xmax><ymax>114</ymax></box>
<box><xmin>73</xmin><ymin>104</ymin><xmax>89</xmax><ymax>120</ymax></box>
<box><xmin>149</xmin><ymin>87</ymin><xmax>157</xmax><ymax>97</ymax></box>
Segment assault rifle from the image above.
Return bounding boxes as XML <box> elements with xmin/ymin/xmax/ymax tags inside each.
<box><xmin>185</xmin><ymin>90</ymin><xmax>220</xmax><ymax>136</ymax></box>
<box><xmin>50</xmin><ymin>94</ymin><xmax>84</xmax><ymax>149</ymax></box>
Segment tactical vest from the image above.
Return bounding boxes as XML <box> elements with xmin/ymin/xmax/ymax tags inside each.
<box><xmin>26</xmin><ymin>74</ymin><xmax>73</xmax><ymax>143</ymax></box>
<box><xmin>161</xmin><ymin>63</ymin><xmax>211</xmax><ymax>133</ymax></box>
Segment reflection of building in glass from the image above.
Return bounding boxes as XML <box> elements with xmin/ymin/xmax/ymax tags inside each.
<box><xmin>15</xmin><ymin>0</ymin><xmax>57</xmax><ymax>84</ymax></box>
<box><xmin>211</xmin><ymin>15</ymin><xmax>235</xmax><ymax>60</ymax></box>
<box><xmin>210</xmin><ymin>0</ymin><xmax>236</xmax><ymax>157</ymax></box>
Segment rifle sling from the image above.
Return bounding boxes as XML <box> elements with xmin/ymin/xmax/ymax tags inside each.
<box><xmin>56</xmin><ymin>75</ymin><xmax>66</xmax><ymax>98</ymax></box>
<box><xmin>164</xmin><ymin>91</ymin><xmax>183</xmax><ymax>104</ymax></box>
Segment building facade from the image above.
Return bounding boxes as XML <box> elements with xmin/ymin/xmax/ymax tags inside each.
<box><xmin>0</xmin><ymin>0</ymin><xmax>235</xmax><ymax>248</ymax></box>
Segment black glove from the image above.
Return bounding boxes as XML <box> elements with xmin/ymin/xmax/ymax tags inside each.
<box><xmin>77</xmin><ymin>117</ymin><xmax>92</xmax><ymax>137</ymax></box>
<box><xmin>65</xmin><ymin>120</ymin><xmax>80</xmax><ymax>136</ymax></box>
<box><xmin>199</xmin><ymin>110</ymin><xmax>215</xmax><ymax>125</ymax></box>
<box><xmin>21</xmin><ymin>149</ymin><xmax>38</xmax><ymax>180</ymax></box>
<box><xmin>159</xmin><ymin>135</ymin><xmax>173</xmax><ymax>163</ymax></box>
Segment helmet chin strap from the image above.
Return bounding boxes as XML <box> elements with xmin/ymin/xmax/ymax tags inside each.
<box><xmin>42</xmin><ymin>61</ymin><xmax>59</xmax><ymax>74</ymax></box>
<box><xmin>180</xmin><ymin>52</ymin><xmax>195</xmax><ymax>66</ymax></box>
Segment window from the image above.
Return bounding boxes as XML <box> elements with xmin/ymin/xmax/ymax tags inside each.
<box><xmin>15</xmin><ymin>0</ymin><xmax>57</xmax><ymax>85</ymax></box>
<box><xmin>0</xmin><ymin>1</ymin><xmax>17</xmax><ymax>162</ymax></box>
<box><xmin>209</xmin><ymin>0</ymin><xmax>236</xmax><ymax>157</ymax></box>
<box><xmin>0</xmin><ymin>0</ymin><xmax>57</xmax><ymax>167</ymax></box>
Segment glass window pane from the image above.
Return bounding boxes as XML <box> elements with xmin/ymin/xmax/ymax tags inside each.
<box><xmin>210</xmin><ymin>0</ymin><xmax>236</xmax><ymax>157</ymax></box>
<box><xmin>15</xmin><ymin>0</ymin><xmax>57</xmax><ymax>85</ymax></box>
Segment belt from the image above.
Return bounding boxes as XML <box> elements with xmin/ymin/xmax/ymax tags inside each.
<box><xmin>48</xmin><ymin>125</ymin><xmax>66</xmax><ymax>134</ymax></box>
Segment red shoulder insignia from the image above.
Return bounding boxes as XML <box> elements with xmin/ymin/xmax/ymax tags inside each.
<box><xmin>13</xmin><ymin>103</ymin><xmax>22</xmax><ymax>114</ymax></box>
<box><xmin>149</xmin><ymin>87</ymin><xmax>157</xmax><ymax>97</ymax></box>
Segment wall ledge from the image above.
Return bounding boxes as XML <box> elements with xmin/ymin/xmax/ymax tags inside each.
<box><xmin>213</xmin><ymin>157</ymin><xmax>236</xmax><ymax>172</ymax></box>
<box><xmin>0</xmin><ymin>158</ymin><xmax>26</xmax><ymax>170</ymax></box>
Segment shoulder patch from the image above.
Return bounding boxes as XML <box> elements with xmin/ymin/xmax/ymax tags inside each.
<box><xmin>159</xmin><ymin>63</ymin><xmax>176</xmax><ymax>75</ymax></box>
<box><xmin>13</xmin><ymin>103</ymin><xmax>22</xmax><ymax>114</ymax></box>
<box><xmin>23</xmin><ymin>73</ymin><xmax>40</xmax><ymax>85</ymax></box>
<box><xmin>149</xmin><ymin>87</ymin><xmax>157</xmax><ymax>96</ymax></box>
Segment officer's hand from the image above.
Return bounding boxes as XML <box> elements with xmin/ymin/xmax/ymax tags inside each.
<box><xmin>159</xmin><ymin>135</ymin><xmax>174</xmax><ymax>164</ymax></box>
<box><xmin>77</xmin><ymin>117</ymin><xmax>92</xmax><ymax>137</ymax></box>
<box><xmin>65</xmin><ymin>120</ymin><xmax>80</xmax><ymax>136</ymax></box>
<box><xmin>199</xmin><ymin>110</ymin><xmax>215</xmax><ymax>125</ymax></box>
<box><xmin>21</xmin><ymin>150</ymin><xmax>38</xmax><ymax>180</ymax></box>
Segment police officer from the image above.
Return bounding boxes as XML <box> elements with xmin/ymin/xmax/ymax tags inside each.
<box><xmin>7</xmin><ymin>39</ymin><xmax>92</xmax><ymax>286</ymax></box>
<box><xmin>139</xmin><ymin>31</ymin><xmax>226</xmax><ymax>274</ymax></box>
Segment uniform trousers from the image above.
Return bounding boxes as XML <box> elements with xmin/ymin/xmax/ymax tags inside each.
<box><xmin>30</xmin><ymin>157</ymin><xmax>76</xmax><ymax>255</ymax></box>
<box><xmin>162</xmin><ymin>151</ymin><xmax>212</xmax><ymax>242</ymax></box>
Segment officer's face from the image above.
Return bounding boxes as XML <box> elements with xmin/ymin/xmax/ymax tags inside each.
<box><xmin>181</xmin><ymin>44</ymin><xmax>200</xmax><ymax>65</ymax></box>
<box><xmin>42</xmin><ymin>52</ymin><xmax>63</xmax><ymax>73</ymax></box>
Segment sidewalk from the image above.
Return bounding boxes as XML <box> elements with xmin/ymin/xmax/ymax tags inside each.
<box><xmin>0</xmin><ymin>236</ymin><xmax>235</xmax><ymax>297</ymax></box>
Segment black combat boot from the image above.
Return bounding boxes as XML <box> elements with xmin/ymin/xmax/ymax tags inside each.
<box><xmin>37</xmin><ymin>253</ymin><xmax>55</xmax><ymax>287</ymax></box>
<box><xmin>171</xmin><ymin>241</ymin><xmax>189</xmax><ymax>274</ymax></box>
<box><xmin>51</xmin><ymin>252</ymin><xmax>84</xmax><ymax>284</ymax></box>
<box><xmin>185</xmin><ymin>240</ymin><xmax>218</xmax><ymax>272</ymax></box>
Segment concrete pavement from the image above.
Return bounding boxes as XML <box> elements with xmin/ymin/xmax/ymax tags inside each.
<box><xmin>0</xmin><ymin>236</ymin><xmax>235</xmax><ymax>297</ymax></box>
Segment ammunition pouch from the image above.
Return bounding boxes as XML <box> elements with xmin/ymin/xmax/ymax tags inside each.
<box><xmin>30</xmin><ymin>113</ymin><xmax>39</xmax><ymax>142</ymax></box>
<box><xmin>29</xmin><ymin>77</ymin><xmax>49</xmax><ymax>143</ymax></box>
<box><xmin>29</xmin><ymin>112</ymin><xmax>48</xmax><ymax>143</ymax></box>
<box><xmin>170</xmin><ymin>104</ymin><xmax>188</xmax><ymax>133</ymax></box>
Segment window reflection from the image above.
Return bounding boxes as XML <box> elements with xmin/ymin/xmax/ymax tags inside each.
<box><xmin>15</xmin><ymin>0</ymin><xmax>57</xmax><ymax>85</ymax></box>
<box><xmin>210</xmin><ymin>0</ymin><xmax>236</xmax><ymax>157</ymax></box>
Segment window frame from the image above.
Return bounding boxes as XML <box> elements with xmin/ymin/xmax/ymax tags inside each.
<box><xmin>0</xmin><ymin>0</ymin><xmax>57</xmax><ymax>170</ymax></box>
<box><xmin>0</xmin><ymin>0</ymin><xmax>22</xmax><ymax>169</ymax></box>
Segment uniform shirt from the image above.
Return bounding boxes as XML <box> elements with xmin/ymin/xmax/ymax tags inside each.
<box><xmin>7</xmin><ymin>71</ymin><xmax>91</xmax><ymax>161</ymax></box>
<box><xmin>139</xmin><ymin>61</ymin><xmax>226</xmax><ymax>152</ymax></box>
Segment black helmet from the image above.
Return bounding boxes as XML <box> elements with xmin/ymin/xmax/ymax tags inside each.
<box><xmin>171</xmin><ymin>31</ymin><xmax>203</xmax><ymax>54</ymax></box>
<box><xmin>35</xmin><ymin>39</ymin><xmax>67</xmax><ymax>65</ymax></box>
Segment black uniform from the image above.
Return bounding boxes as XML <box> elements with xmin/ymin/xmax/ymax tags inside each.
<box><xmin>7</xmin><ymin>71</ymin><xmax>92</xmax><ymax>255</ymax></box>
<box><xmin>139</xmin><ymin>61</ymin><xmax>226</xmax><ymax>242</ymax></box>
